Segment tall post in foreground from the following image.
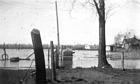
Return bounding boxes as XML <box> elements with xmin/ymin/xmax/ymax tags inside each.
<box><xmin>55</xmin><ymin>1</ymin><xmax>61</xmax><ymax>67</ymax></box>
<box><xmin>50</xmin><ymin>41</ymin><xmax>56</xmax><ymax>81</ymax></box>
<box><xmin>31</xmin><ymin>29</ymin><xmax>46</xmax><ymax>84</ymax></box>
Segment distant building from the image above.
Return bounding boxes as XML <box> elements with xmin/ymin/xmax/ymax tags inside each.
<box><xmin>123</xmin><ymin>36</ymin><xmax>140</xmax><ymax>50</ymax></box>
<box><xmin>85</xmin><ymin>45</ymin><xmax>90</xmax><ymax>50</ymax></box>
<box><xmin>106</xmin><ymin>45</ymin><xmax>116</xmax><ymax>52</ymax></box>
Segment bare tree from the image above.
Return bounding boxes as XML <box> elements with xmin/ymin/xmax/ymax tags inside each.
<box><xmin>93</xmin><ymin>0</ymin><xmax>111</xmax><ymax>68</ymax></box>
<box><xmin>114</xmin><ymin>33</ymin><xmax>124</xmax><ymax>46</ymax></box>
<box><xmin>70</xmin><ymin>0</ymin><xmax>128</xmax><ymax>68</ymax></box>
<box><xmin>114</xmin><ymin>29</ymin><xmax>136</xmax><ymax>47</ymax></box>
<box><xmin>71</xmin><ymin>0</ymin><xmax>112</xmax><ymax>68</ymax></box>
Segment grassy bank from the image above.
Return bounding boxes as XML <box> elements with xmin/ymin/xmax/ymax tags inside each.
<box><xmin>0</xmin><ymin>69</ymin><xmax>35</xmax><ymax>84</ymax></box>
<box><xmin>1</xmin><ymin>68</ymin><xmax>140</xmax><ymax>84</ymax></box>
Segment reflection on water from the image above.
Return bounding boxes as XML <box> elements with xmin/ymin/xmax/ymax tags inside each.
<box><xmin>0</xmin><ymin>49</ymin><xmax>140</xmax><ymax>69</ymax></box>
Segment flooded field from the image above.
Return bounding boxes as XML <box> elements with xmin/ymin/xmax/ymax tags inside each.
<box><xmin>0</xmin><ymin>49</ymin><xmax>140</xmax><ymax>69</ymax></box>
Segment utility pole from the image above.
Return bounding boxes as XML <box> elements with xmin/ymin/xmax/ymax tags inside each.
<box><xmin>55</xmin><ymin>1</ymin><xmax>61</xmax><ymax>67</ymax></box>
<box><xmin>55</xmin><ymin>1</ymin><xmax>60</xmax><ymax>50</ymax></box>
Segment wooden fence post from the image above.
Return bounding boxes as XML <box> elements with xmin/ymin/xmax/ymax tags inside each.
<box><xmin>55</xmin><ymin>46</ymin><xmax>59</xmax><ymax>69</ymax></box>
<box><xmin>48</xmin><ymin>48</ymin><xmax>50</xmax><ymax>69</ymax></box>
<box><xmin>1</xmin><ymin>43</ymin><xmax>9</xmax><ymax>60</ymax></box>
<box><xmin>121</xmin><ymin>51</ymin><xmax>125</xmax><ymax>71</ymax></box>
<box><xmin>31</xmin><ymin>29</ymin><xmax>46</xmax><ymax>84</ymax></box>
<box><xmin>60</xmin><ymin>45</ymin><xmax>63</xmax><ymax>67</ymax></box>
<box><xmin>50</xmin><ymin>41</ymin><xmax>56</xmax><ymax>81</ymax></box>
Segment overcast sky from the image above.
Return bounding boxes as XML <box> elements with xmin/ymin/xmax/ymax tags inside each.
<box><xmin>0</xmin><ymin>0</ymin><xmax>140</xmax><ymax>45</ymax></box>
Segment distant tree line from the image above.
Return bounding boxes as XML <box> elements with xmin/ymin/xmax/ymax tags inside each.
<box><xmin>0</xmin><ymin>43</ymin><xmax>99</xmax><ymax>50</ymax></box>
<box><xmin>0</xmin><ymin>44</ymin><xmax>49</xmax><ymax>49</ymax></box>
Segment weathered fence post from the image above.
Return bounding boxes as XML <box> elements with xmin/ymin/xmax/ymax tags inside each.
<box><xmin>60</xmin><ymin>45</ymin><xmax>63</xmax><ymax>67</ymax></box>
<box><xmin>48</xmin><ymin>48</ymin><xmax>50</xmax><ymax>69</ymax></box>
<box><xmin>31</xmin><ymin>29</ymin><xmax>46</xmax><ymax>84</ymax></box>
<box><xmin>55</xmin><ymin>46</ymin><xmax>59</xmax><ymax>69</ymax></box>
<box><xmin>50</xmin><ymin>41</ymin><xmax>56</xmax><ymax>81</ymax></box>
<box><xmin>121</xmin><ymin>51</ymin><xmax>125</xmax><ymax>71</ymax></box>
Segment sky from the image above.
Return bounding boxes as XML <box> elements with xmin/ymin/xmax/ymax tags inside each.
<box><xmin>0</xmin><ymin>0</ymin><xmax>140</xmax><ymax>45</ymax></box>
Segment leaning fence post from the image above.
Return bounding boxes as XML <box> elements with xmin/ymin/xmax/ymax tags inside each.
<box><xmin>31</xmin><ymin>29</ymin><xmax>46</xmax><ymax>84</ymax></box>
<box><xmin>50</xmin><ymin>41</ymin><xmax>56</xmax><ymax>81</ymax></box>
<box><xmin>121</xmin><ymin>51</ymin><xmax>125</xmax><ymax>71</ymax></box>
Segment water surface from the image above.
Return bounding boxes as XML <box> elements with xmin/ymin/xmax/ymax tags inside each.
<box><xmin>0</xmin><ymin>49</ymin><xmax>140</xmax><ymax>69</ymax></box>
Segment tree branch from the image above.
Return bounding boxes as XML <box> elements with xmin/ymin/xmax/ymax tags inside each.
<box><xmin>86</xmin><ymin>0</ymin><xmax>95</xmax><ymax>7</ymax></box>
<box><xmin>93</xmin><ymin>0</ymin><xmax>100</xmax><ymax>14</ymax></box>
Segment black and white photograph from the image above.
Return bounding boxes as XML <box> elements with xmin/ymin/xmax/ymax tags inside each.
<box><xmin>0</xmin><ymin>0</ymin><xmax>140</xmax><ymax>84</ymax></box>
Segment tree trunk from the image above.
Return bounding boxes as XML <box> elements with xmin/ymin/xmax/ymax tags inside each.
<box><xmin>97</xmin><ymin>0</ymin><xmax>112</xmax><ymax>68</ymax></box>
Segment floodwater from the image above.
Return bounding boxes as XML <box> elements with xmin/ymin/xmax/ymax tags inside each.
<box><xmin>0</xmin><ymin>49</ymin><xmax>140</xmax><ymax>69</ymax></box>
